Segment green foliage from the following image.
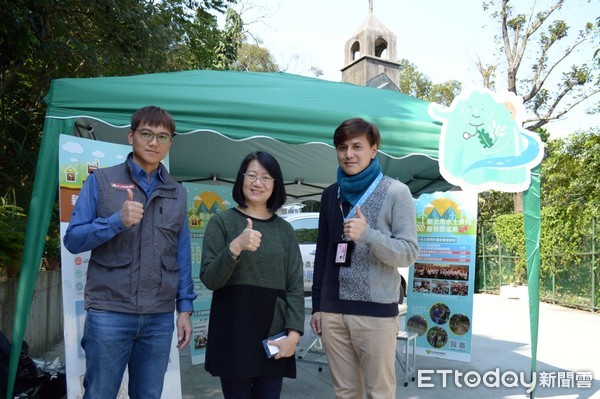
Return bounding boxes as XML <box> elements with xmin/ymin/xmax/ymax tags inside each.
<box><xmin>397</xmin><ymin>58</ymin><xmax>461</xmax><ymax>106</ymax></box>
<box><xmin>233</xmin><ymin>41</ymin><xmax>279</xmax><ymax>72</ymax></box>
<box><xmin>176</xmin><ymin>6</ymin><xmax>244</xmax><ymax>71</ymax></box>
<box><xmin>542</xmin><ymin>129</ymin><xmax>600</xmax><ymax>214</ymax></box>
<box><xmin>494</xmin><ymin>214</ymin><xmax>526</xmax><ymax>283</ymax></box>
<box><xmin>478</xmin><ymin>191</ymin><xmax>514</xmax><ymax>224</ymax></box>
<box><xmin>428</xmin><ymin>80</ymin><xmax>462</xmax><ymax>106</ymax></box>
<box><xmin>294</xmin><ymin>228</ymin><xmax>318</xmax><ymax>245</ymax></box>
<box><xmin>539</xmin><ymin>129</ymin><xmax>600</xmax><ymax>272</ymax></box>
<box><xmin>0</xmin><ymin>189</ymin><xmax>26</xmax><ymax>268</ymax></box>
<box><xmin>0</xmin><ymin>1</ymin><xmax>242</xmax><ymax>275</ymax></box>
<box><xmin>397</xmin><ymin>58</ymin><xmax>431</xmax><ymax>99</ymax></box>
<box><xmin>541</xmin><ymin>20</ymin><xmax>568</xmax><ymax>47</ymax></box>
<box><xmin>213</xmin><ymin>7</ymin><xmax>244</xmax><ymax>70</ymax></box>
<box><xmin>484</xmin><ymin>209</ymin><xmax>597</xmax><ymax>308</ymax></box>
<box><xmin>485</xmin><ymin>129</ymin><xmax>600</xmax><ymax>284</ymax></box>
<box><xmin>173</xmin><ymin>8</ymin><xmax>222</xmax><ymax>70</ymax></box>
<box><xmin>44</xmin><ymin>201</ymin><xmax>61</xmax><ymax>261</ymax></box>
<box><xmin>0</xmin><ymin>0</ymin><xmax>238</xmax><ymax>209</ymax></box>
<box><xmin>507</xmin><ymin>14</ymin><xmax>527</xmax><ymax>31</ymax></box>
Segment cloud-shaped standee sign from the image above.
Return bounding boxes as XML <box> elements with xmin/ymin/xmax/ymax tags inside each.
<box><xmin>428</xmin><ymin>87</ymin><xmax>544</xmax><ymax>193</ymax></box>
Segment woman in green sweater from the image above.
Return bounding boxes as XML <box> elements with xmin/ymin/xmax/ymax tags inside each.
<box><xmin>200</xmin><ymin>151</ymin><xmax>305</xmax><ymax>399</ymax></box>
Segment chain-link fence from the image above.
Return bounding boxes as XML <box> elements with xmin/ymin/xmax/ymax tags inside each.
<box><xmin>476</xmin><ymin>218</ymin><xmax>599</xmax><ymax>312</ymax></box>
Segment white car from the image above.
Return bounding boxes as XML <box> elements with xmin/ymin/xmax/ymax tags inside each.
<box><xmin>281</xmin><ymin>212</ymin><xmax>409</xmax><ymax>303</ymax></box>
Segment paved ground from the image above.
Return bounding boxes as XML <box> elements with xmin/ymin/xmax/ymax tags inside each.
<box><xmin>41</xmin><ymin>293</ymin><xmax>600</xmax><ymax>398</ymax></box>
<box><xmin>179</xmin><ymin>293</ymin><xmax>600</xmax><ymax>399</ymax></box>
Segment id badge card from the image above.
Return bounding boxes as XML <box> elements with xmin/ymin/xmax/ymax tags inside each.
<box><xmin>334</xmin><ymin>240</ymin><xmax>354</xmax><ymax>266</ymax></box>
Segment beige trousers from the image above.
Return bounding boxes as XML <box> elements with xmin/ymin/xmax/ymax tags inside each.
<box><xmin>321</xmin><ymin>312</ymin><xmax>399</xmax><ymax>399</ymax></box>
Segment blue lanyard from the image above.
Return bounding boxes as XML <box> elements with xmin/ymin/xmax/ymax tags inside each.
<box><xmin>338</xmin><ymin>173</ymin><xmax>383</xmax><ymax>221</ymax></box>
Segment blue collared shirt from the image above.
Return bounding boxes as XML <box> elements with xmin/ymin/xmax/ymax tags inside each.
<box><xmin>63</xmin><ymin>156</ymin><xmax>196</xmax><ymax>312</ymax></box>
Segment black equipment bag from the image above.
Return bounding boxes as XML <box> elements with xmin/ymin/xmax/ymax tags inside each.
<box><xmin>0</xmin><ymin>331</ymin><xmax>38</xmax><ymax>398</ymax></box>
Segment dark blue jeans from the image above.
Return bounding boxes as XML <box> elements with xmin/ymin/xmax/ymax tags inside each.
<box><xmin>220</xmin><ymin>376</ymin><xmax>284</xmax><ymax>399</ymax></box>
<box><xmin>81</xmin><ymin>309</ymin><xmax>174</xmax><ymax>399</ymax></box>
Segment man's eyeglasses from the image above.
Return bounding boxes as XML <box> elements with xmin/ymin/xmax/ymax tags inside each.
<box><xmin>135</xmin><ymin>129</ymin><xmax>173</xmax><ymax>145</ymax></box>
<box><xmin>244</xmin><ymin>172</ymin><xmax>275</xmax><ymax>184</ymax></box>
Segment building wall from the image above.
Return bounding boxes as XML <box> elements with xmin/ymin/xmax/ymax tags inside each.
<box><xmin>0</xmin><ymin>270</ymin><xmax>63</xmax><ymax>357</ymax></box>
<box><xmin>342</xmin><ymin>56</ymin><xmax>400</xmax><ymax>86</ymax></box>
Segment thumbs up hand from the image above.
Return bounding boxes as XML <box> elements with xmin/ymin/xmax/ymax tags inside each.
<box><xmin>343</xmin><ymin>205</ymin><xmax>367</xmax><ymax>241</ymax></box>
<box><xmin>230</xmin><ymin>218</ymin><xmax>262</xmax><ymax>257</ymax></box>
<box><xmin>121</xmin><ymin>188</ymin><xmax>144</xmax><ymax>227</ymax></box>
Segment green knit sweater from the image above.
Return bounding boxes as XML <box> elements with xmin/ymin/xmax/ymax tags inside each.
<box><xmin>200</xmin><ymin>208</ymin><xmax>304</xmax><ymax>378</ymax></box>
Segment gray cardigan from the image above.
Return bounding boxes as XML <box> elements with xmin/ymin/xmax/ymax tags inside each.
<box><xmin>312</xmin><ymin>176</ymin><xmax>419</xmax><ymax>317</ymax></box>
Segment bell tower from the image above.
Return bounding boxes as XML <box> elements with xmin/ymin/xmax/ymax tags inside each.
<box><xmin>341</xmin><ymin>1</ymin><xmax>400</xmax><ymax>90</ymax></box>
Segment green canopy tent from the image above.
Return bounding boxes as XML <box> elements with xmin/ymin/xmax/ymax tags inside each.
<box><xmin>7</xmin><ymin>70</ymin><xmax>454</xmax><ymax>398</ymax></box>
<box><xmin>43</xmin><ymin>70</ymin><xmax>451</xmax><ymax>197</ymax></box>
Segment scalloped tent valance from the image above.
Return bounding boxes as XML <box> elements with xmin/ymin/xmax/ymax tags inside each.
<box><xmin>43</xmin><ymin>70</ymin><xmax>452</xmax><ymax>198</ymax></box>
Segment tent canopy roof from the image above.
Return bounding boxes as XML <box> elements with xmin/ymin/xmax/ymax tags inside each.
<box><xmin>44</xmin><ymin>70</ymin><xmax>453</xmax><ymax>198</ymax></box>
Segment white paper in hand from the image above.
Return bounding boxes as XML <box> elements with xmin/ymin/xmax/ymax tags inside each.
<box><xmin>262</xmin><ymin>332</ymin><xmax>286</xmax><ymax>358</ymax></box>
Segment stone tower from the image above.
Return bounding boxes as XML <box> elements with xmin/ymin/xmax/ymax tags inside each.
<box><xmin>341</xmin><ymin>1</ymin><xmax>400</xmax><ymax>90</ymax></box>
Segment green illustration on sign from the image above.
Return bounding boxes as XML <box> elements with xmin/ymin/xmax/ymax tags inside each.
<box><xmin>428</xmin><ymin>88</ymin><xmax>544</xmax><ymax>193</ymax></box>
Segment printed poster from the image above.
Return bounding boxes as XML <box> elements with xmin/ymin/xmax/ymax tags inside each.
<box><xmin>183</xmin><ymin>183</ymin><xmax>234</xmax><ymax>365</ymax></box>
<box><xmin>58</xmin><ymin>134</ymin><xmax>181</xmax><ymax>399</ymax></box>
<box><xmin>406</xmin><ymin>191</ymin><xmax>478</xmax><ymax>362</ymax></box>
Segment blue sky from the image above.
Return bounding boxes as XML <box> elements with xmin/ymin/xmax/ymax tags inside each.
<box><xmin>233</xmin><ymin>0</ymin><xmax>599</xmax><ymax>139</ymax></box>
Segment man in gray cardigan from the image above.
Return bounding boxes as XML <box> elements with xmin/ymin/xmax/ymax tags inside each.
<box><xmin>310</xmin><ymin>118</ymin><xmax>419</xmax><ymax>399</ymax></box>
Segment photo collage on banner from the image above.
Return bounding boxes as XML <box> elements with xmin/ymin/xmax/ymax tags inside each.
<box><xmin>183</xmin><ymin>183</ymin><xmax>234</xmax><ymax>365</ymax></box>
<box><xmin>58</xmin><ymin>134</ymin><xmax>181</xmax><ymax>399</ymax></box>
<box><xmin>406</xmin><ymin>191</ymin><xmax>478</xmax><ymax>362</ymax></box>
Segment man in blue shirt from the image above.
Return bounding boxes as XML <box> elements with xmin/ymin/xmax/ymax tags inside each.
<box><xmin>64</xmin><ymin>106</ymin><xmax>197</xmax><ymax>399</ymax></box>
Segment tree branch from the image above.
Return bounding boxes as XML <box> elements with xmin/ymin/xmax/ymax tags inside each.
<box><xmin>501</xmin><ymin>0</ymin><xmax>517</xmax><ymax>92</ymax></box>
<box><xmin>525</xmin><ymin>87</ymin><xmax>600</xmax><ymax>130</ymax></box>
<box><xmin>524</xmin><ymin>32</ymin><xmax>592</xmax><ymax>102</ymax></box>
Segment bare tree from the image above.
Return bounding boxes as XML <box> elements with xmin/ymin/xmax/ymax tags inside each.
<box><xmin>481</xmin><ymin>0</ymin><xmax>598</xmax><ymax>213</ymax></box>
<box><xmin>233</xmin><ymin>1</ymin><xmax>325</xmax><ymax>77</ymax></box>
<box><xmin>483</xmin><ymin>0</ymin><xmax>598</xmax><ymax>130</ymax></box>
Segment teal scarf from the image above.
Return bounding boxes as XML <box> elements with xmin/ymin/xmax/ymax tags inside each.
<box><xmin>337</xmin><ymin>157</ymin><xmax>382</xmax><ymax>206</ymax></box>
